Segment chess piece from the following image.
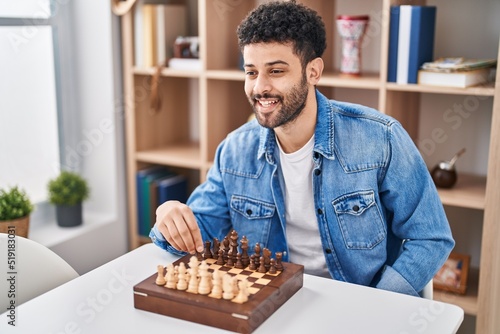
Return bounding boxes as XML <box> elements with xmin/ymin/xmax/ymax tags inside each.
<box><xmin>275</xmin><ymin>252</ymin><xmax>284</xmax><ymax>271</ymax></box>
<box><xmin>176</xmin><ymin>262</ymin><xmax>188</xmax><ymax>290</ymax></box>
<box><xmin>240</xmin><ymin>236</ymin><xmax>250</xmax><ymax>267</ymax></box>
<box><xmin>235</xmin><ymin>253</ymin><xmax>243</xmax><ymax>269</ymax></box>
<box><xmin>222</xmin><ymin>274</ymin><xmax>234</xmax><ymax>300</ymax></box>
<box><xmin>212</xmin><ymin>237</ymin><xmax>220</xmax><ymax>258</ymax></box>
<box><xmin>230</xmin><ymin>230</ymin><xmax>239</xmax><ymax>263</ymax></box>
<box><xmin>155</xmin><ymin>265</ymin><xmax>166</xmax><ymax>286</ymax></box>
<box><xmin>269</xmin><ymin>258</ymin><xmax>277</xmax><ymax>274</ymax></box>
<box><xmin>208</xmin><ymin>270</ymin><xmax>222</xmax><ymax>299</ymax></box>
<box><xmin>216</xmin><ymin>249</ymin><xmax>224</xmax><ymax>265</ymax></box>
<box><xmin>254</xmin><ymin>242</ymin><xmax>261</xmax><ymax>259</ymax></box>
<box><xmin>187</xmin><ymin>256</ymin><xmax>199</xmax><ymax>294</ymax></box>
<box><xmin>195</xmin><ymin>250</ymin><xmax>203</xmax><ymax>261</ymax></box>
<box><xmin>232</xmin><ymin>279</ymin><xmax>250</xmax><ymax>304</ymax></box>
<box><xmin>223</xmin><ymin>236</ymin><xmax>230</xmax><ymax>262</ymax></box>
<box><xmin>248</xmin><ymin>254</ymin><xmax>256</xmax><ymax>271</ymax></box>
<box><xmin>165</xmin><ymin>263</ymin><xmax>177</xmax><ymax>289</ymax></box>
<box><xmin>263</xmin><ymin>248</ymin><xmax>271</xmax><ymax>270</ymax></box>
<box><xmin>198</xmin><ymin>260</ymin><xmax>211</xmax><ymax>295</ymax></box>
<box><xmin>204</xmin><ymin>240</ymin><xmax>213</xmax><ymax>259</ymax></box>
<box><xmin>258</xmin><ymin>256</ymin><xmax>267</xmax><ymax>273</ymax></box>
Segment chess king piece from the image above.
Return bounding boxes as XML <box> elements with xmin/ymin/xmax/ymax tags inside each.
<box><xmin>336</xmin><ymin>15</ymin><xmax>369</xmax><ymax>76</ymax></box>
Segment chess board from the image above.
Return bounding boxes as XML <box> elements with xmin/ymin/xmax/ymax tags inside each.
<box><xmin>133</xmin><ymin>254</ymin><xmax>304</xmax><ymax>333</ymax></box>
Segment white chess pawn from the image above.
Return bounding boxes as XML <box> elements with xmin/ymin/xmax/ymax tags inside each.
<box><xmin>155</xmin><ymin>265</ymin><xmax>166</xmax><ymax>286</ymax></box>
<box><xmin>176</xmin><ymin>262</ymin><xmax>188</xmax><ymax>291</ymax></box>
<box><xmin>198</xmin><ymin>260</ymin><xmax>211</xmax><ymax>295</ymax></box>
<box><xmin>165</xmin><ymin>263</ymin><xmax>177</xmax><ymax>289</ymax></box>
<box><xmin>222</xmin><ymin>274</ymin><xmax>234</xmax><ymax>300</ymax></box>
<box><xmin>208</xmin><ymin>270</ymin><xmax>222</xmax><ymax>299</ymax></box>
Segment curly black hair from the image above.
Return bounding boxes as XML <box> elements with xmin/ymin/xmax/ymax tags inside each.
<box><xmin>237</xmin><ymin>0</ymin><xmax>326</xmax><ymax>68</ymax></box>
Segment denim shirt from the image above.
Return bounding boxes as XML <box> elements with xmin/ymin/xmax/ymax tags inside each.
<box><xmin>151</xmin><ymin>90</ymin><xmax>454</xmax><ymax>296</ymax></box>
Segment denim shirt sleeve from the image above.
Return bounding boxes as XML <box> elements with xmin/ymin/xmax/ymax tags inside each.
<box><xmin>377</xmin><ymin>121</ymin><xmax>455</xmax><ymax>296</ymax></box>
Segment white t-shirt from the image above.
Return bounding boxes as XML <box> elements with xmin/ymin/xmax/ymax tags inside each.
<box><xmin>277</xmin><ymin>135</ymin><xmax>330</xmax><ymax>278</ymax></box>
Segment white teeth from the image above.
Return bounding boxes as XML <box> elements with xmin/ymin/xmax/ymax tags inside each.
<box><xmin>259</xmin><ymin>100</ymin><xmax>277</xmax><ymax>106</ymax></box>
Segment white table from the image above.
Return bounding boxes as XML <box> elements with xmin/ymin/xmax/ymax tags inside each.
<box><xmin>1</xmin><ymin>243</ymin><xmax>463</xmax><ymax>333</ymax></box>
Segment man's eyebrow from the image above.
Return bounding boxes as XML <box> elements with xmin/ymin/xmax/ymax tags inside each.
<box><xmin>244</xmin><ymin>60</ymin><xmax>290</xmax><ymax>68</ymax></box>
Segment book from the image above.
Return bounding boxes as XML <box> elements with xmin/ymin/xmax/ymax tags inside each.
<box><xmin>396</xmin><ymin>5</ymin><xmax>412</xmax><ymax>84</ymax></box>
<box><xmin>136</xmin><ymin>166</ymin><xmax>171</xmax><ymax>236</ymax></box>
<box><xmin>168</xmin><ymin>57</ymin><xmax>202</xmax><ymax>71</ymax></box>
<box><xmin>407</xmin><ymin>6</ymin><xmax>436</xmax><ymax>83</ymax></box>
<box><xmin>395</xmin><ymin>5</ymin><xmax>436</xmax><ymax>84</ymax></box>
<box><xmin>387</xmin><ymin>6</ymin><xmax>400</xmax><ymax>82</ymax></box>
<box><xmin>157</xmin><ymin>174</ymin><xmax>188</xmax><ymax>205</ymax></box>
<box><xmin>418</xmin><ymin>67</ymin><xmax>492</xmax><ymax>88</ymax></box>
<box><xmin>143</xmin><ymin>4</ymin><xmax>158</xmax><ymax>68</ymax></box>
<box><xmin>421</xmin><ymin>57</ymin><xmax>497</xmax><ymax>72</ymax></box>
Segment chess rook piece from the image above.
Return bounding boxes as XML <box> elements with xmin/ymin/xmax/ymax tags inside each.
<box><xmin>155</xmin><ymin>265</ymin><xmax>166</xmax><ymax>286</ymax></box>
<box><xmin>336</xmin><ymin>15</ymin><xmax>370</xmax><ymax>76</ymax></box>
<box><xmin>275</xmin><ymin>252</ymin><xmax>284</xmax><ymax>271</ymax></box>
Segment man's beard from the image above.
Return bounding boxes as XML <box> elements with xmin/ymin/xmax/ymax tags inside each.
<box><xmin>249</xmin><ymin>74</ymin><xmax>308</xmax><ymax>129</ymax></box>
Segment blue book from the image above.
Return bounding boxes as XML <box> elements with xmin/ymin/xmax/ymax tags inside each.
<box><xmin>407</xmin><ymin>6</ymin><xmax>436</xmax><ymax>83</ymax></box>
<box><xmin>157</xmin><ymin>174</ymin><xmax>188</xmax><ymax>205</ymax></box>
<box><xmin>136</xmin><ymin>166</ymin><xmax>170</xmax><ymax>236</ymax></box>
<box><xmin>387</xmin><ymin>6</ymin><xmax>400</xmax><ymax>82</ymax></box>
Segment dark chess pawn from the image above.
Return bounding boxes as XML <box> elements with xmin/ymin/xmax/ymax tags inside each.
<box><xmin>254</xmin><ymin>242</ymin><xmax>261</xmax><ymax>259</ymax></box>
<box><xmin>204</xmin><ymin>240</ymin><xmax>213</xmax><ymax>259</ymax></box>
<box><xmin>275</xmin><ymin>252</ymin><xmax>284</xmax><ymax>271</ymax></box>
<box><xmin>216</xmin><ymin>249</ymin><xmax>224</xmax><ymax>265</ymax></box>
<box><xmin>248</xmin><ymin>254</ymin><xmax>256</xmax><ymax>271</ymax></box>
<box><xmin>226</xmin><ymin>252</ymin><xmax>234</xmax><ymax>267</ymax></box>
<box><xmin>263</xmin><ymin>248</ymin><xmax>271</xmax><ymax>270</ymax></box>
<box><xmin>258</xmin><ymin>256</ymin><xmax>267</xmax><ymax>273</ymax></box>
<box><xmin>235</xmin><ymin>253</ymin><xmax>243</xmax><ymax>269</ymax></box>
<box><xmin>240</xmin><ymin>236</ymin><xmax>250</xmax><ymax>267</ymax></box>
<box><xmin>269</xmin><ymin>258</ymin><xmax>277</xmax><ymax>274</ymax></box>
<box><xmin>212</xmin><ymin>237</ymin><xmax>220</xmax><ymax>258</ymax></box>
<box><xmin>195</xmin><ymin>250</ymin><xmax>203</xmax><ymax>261</ymax></box>
<box><xmin>223</xmin><ymin>236</ymin><xmax>230</xmax><ymax>262</ymax></box>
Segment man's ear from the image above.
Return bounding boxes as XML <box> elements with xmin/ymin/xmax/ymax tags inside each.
<box><xmin>307</xmin><ymin>57</ymin><xmax>324</xmax><ymax>85</ymax></box>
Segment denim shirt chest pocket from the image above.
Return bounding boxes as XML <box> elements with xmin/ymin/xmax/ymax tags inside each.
<box><xmin>332</xmin><ymin>190</ymin><xmax>386</xmax><ymax>250</ymax></box>
<box><xmin>230</xmin><ymin>195</ymin><xmax>275</xmax><ymax>244</ymax></box>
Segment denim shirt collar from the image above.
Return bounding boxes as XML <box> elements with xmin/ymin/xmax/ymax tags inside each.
<box><xmin>257</xmin><ymin>89</ymin><xmax>335</xmax><ymax>162</ymax></box>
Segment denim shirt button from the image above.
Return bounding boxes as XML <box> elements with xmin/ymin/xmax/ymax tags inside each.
<box><xmin>314</xmin><ymin>169</ymin><xmax>321</xmax><ymax>176</ymax></box>
<box><xmin>317</xmin><ymin>208</ymin><xmax>323</xmax><ymax>215</ymax></box>
<box><xmin>353</xmin><ymin>205</ymin><xmax>360</xmax><ymax>212</ymax></box>
<box><xmin>313</xmin><ymin>152</ymin><xmax>319</xmax><ymax>159</ymax></box>
<box><xmin>325</xmin><ymin>248</ymin><xmax>332</xmax><ymax>254</ymax></box>
<box><xmin>246</xmin><ymin>209</ymin><xmax>253</xmax><ymax>216</ymax></box>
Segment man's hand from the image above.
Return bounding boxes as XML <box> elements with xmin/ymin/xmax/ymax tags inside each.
<box><xmin>154</xmin><ymin>200</ymin><xmax>204</xmax><ymax>254</ymax></box>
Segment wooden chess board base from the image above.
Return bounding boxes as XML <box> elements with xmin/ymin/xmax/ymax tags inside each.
<box><xmin>134</xmin><ymin>255</ymin><xmax>304</xmax><ymax>333</ymax></box>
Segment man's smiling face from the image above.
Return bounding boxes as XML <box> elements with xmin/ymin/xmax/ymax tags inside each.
<box><xmin>243</xmin><ymin>42</ymin><xmax>309</xmax><ymax>129</ymax></box>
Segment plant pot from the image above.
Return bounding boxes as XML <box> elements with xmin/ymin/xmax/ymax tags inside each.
<box><xmin>0</xmin><ymin>215</ymin><xmax>30</xmax><ymax>238</ymax></box>
<box><xmin>56</xmin><ymin>203</ymin><xmax>83</xmax><ymax>227</ymax></box>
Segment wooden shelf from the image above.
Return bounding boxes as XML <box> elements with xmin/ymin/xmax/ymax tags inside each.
<box><xmin>434</xmin><ymin>267</ymin><xmax>479</xmax><ymax>316</ymax></box>
<box><xmin>386</xmin><ymin>81</ymin><xmax>495</xmax><ymax>96</ymax></box>
<box><xmin>135</xmin><ymin>143</ymin><xmax>201</xmax><ymax>169</ymax></box>
<box><xmin>319</xmin><ymin>72</ymin><xmax>381</xmax><ymax>89</ymax></box>
<box><xmin>133</xmin><ymin>67</ymin><xmax>202</xmax><ymax>78</ymax></box>
<box><xmin>437</xmin><ymin>174</ymin><xmax>487</xmax><ymax>210</ymax></box>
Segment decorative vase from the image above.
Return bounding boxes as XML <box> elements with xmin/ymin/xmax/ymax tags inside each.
<box><xmin>336</xmin><ymin>15</ymin><xmax>370</xmax><ymax>76</ymax></box>
<box><xmin>0</xmin><ymin>216</ymin><xmax>30</xmax><ymax>238</ymax></box>
<box><xmin>56</xmin><ymin>203</ymin><xmax>83</xmax><ymax>227</ymax></box>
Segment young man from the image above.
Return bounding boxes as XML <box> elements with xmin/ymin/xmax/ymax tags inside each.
<box><xmin>151</xmin><ymin>1</ymin><xmax>454</xmax><ymax>297</ymax></box>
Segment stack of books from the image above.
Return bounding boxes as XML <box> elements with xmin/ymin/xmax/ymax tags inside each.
<box><xmin>417</xmin><ymin>58</ymin><xmax>496</xmax><ymax>88</ymax></box>
<box><xmin>387</xmin><ymin>5</ymin><xmax>437</xmax><ymax>84</ymax></box>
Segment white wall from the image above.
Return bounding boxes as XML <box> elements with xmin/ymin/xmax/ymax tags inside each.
<box><xmin>30</xmin><ymin>0</ymin><xmax>128</xmax><ymax>274</ymax></box>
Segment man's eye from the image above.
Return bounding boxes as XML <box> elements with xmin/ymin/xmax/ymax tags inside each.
<box><xmin>270</xmin><ymin>69</ymin><xmax>284</xmax><ymax>74</ymax></box>
<box><xmin>245</xmin><ymin>71</ymin><xmax>256</xmax><ymax>76</ymax></box>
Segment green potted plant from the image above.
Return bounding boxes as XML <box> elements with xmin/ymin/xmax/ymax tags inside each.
<box><xmin>48</xmin><ymin>171</ymin><xmax>90</xmax><ymax>227</ymax></box>
<box><xmin>0</xmin><ymin>186</ymin><xmax>34</xmax><ymax>237</ymax></box>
